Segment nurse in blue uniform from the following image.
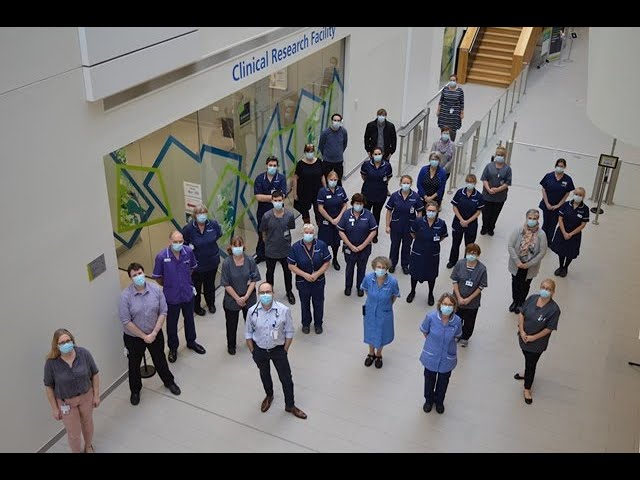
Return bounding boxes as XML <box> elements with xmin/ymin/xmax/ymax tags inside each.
<box><xmin>550</xmin><ymin>187</ymin><xmax>589</xmax><ymax>277</ymax></box>
<box><xmin>337</xmin><ymin>193</ymin><xmax>378</xmax><ymax>297</ymax></box>
<box><xmin>446</xmin><ymin>173</ymin><xmax>485</xmax><ymax>269</ymax></box>
<box><xmin>317</xmin><ymin>170</ymin><xmax>349</xmax><ymax>271</ymax></box>
<box><xmin>407</xmin><ymin>201</ymin><xmax>448</xmax><ymax>306</ymax></box>
<box><xmin>385</xmin><ymin>174</ymin><xmax>424</xmax><ymax>275</ymax></box>
<box><xmin>287</xmin><ymin>224</ymin><xmax>332</xmax><ymax>335</ymax></box>
<box><xmin>539</xmin><ymin>158</ymin><xmax>575</xmax><ymax>243</ymax></box>
<box><xmin>361</xmin><ymin>256</ymin><xmax>400</xmax><ymax>369</ymax></box>
<box><xmin>360</xmin><ymin>147</ymin><xmax>393</xmax><ymax>243</ymax></box>
<box><xmin>254</xmin><ymin>155</ymin><xmax>287</xmax><ymax>263</ymax></box>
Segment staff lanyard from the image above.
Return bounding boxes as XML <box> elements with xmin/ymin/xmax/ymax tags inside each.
<box><xmin>303</xmin><ymin>241</ymin><xmax>316</xmax><ymax>274</ymax></box>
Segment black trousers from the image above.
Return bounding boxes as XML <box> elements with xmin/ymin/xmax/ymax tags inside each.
<box><xmin>511</xmin><ymin>268</ymin><xmax>532</xmax><ymax>306</ymax></box>
<box><xmin>344</xmin><ymin>250</ymin><xmax>369</xmax><ymax>290</ymax></box>
<box><xmin>252</xmin><ymin>345</ymin><xmax>295</xmax><ymax>408</ymax></box>
<box><xmin>522</xmin><ymin>350</ymin><xmax>543</xmax><ymax>389</ymax></box>
<box><xmin>458</xmin><ymin>308</ymin><xmax>479</xmax><ymax>340</ymax></box>
<box><xmin>541</xmin><ymin>207</ymin><xmax>560</xmax><ymax>244</ymax></box>
<box><xmin>482</xmin><ymin>201</ymin><xmax>505</xmax><ymax>233</ymax></box>
<box><xmin>294</xmin><ymin>199</ymin><xmax>320</xmax><ymax>224</ymax></box>
<box><xmin>266</xmin><ymin>256</ymin><xmax>293</xmax><ymax>294</ymax></box>
<box><xmin>192</xmin><ymin>267</ymin><xmax>218</xmax><ymax>311</ymax></box>
<box><xmin>322</xmin><ymin>161</ymin><xmax>344</xmax><ymax>186</ymax></box>
<box><xmin>365</xmin><ymin>200</ymin><xmax>385</xmax><ymax>239</ymax></box>
<box><xmin>389</xmin><ymin>230</ymin><xmax>412</xmax><ymax>268</ymax></box>
<box><xmin>124</xmin><ymin>331</ymin><xmax>174</xmax><ymax>394</ymax></box>
<box><xmin>448</xmin><ymin>222</ymin><xmax>478</xmax><ymax>265</ymax></box>
<box><xmin>424</xmin><ymin>368</ymin><xmax>451</xmax><ymax>406</ymax></box>
<box><xmin>449</xmin><ymin>129</ymin><xmax>458</xmax><ymax>142</ymax></box>
<box><xmin>224</xmin><ymin>306</ymin><xmax>249</xmax><ymax>349</ymax></box>
<box><xmin>166</xmin><ymin>299</ymin><xmax>196</xmax><ymax>352</ymax></box>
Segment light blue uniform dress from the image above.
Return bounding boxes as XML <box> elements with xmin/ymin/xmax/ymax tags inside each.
<box><xmin>360</xmin><ymin>272</ymin><xmax>401</xmax><ymax>348</ymax></box>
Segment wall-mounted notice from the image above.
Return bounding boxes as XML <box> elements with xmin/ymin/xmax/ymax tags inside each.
<box><xmin>269</xmin><ymin>69</ymin><xmax>288</xmax><ymax>91</ymax></box>
<box><xmin>183</xmin><ymin>181</ymin><xmax>202</xmax><ymax>215</ymax></box>
<box><xmin>548</xmin><ymin>27</ymin><xmax>564</xmax><ymax>61</ymax></box>
<box><xmin>87</xmin><ymin>254</ymin><xmax>106</xmax><ymax>281</ymax></box>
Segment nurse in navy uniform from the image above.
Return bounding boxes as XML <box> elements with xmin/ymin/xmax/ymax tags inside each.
<box><xmin>407</xmin><ymin>201</ymin><xmax>448</xmax><ymax>306</ymax></box>
<box><xmin>317</xmin><ymin>170</ymin><xmax>349</xmax><ymax>271</ymax></box>
<box><xmin>253</xmin><ymin>155</ymin><xmax>287</xmax><ymax>263</ymax></box>
<box><xmin>550</xmin><ymin>187</ymin><xmax>589</xmax><ymax>277</ymax></box>
<box><xmin>360</xmin><ymin>146</ymin><xmax>393</xmax><ymax>243</ymax></box>
<box><xmin>446</xmin><ymin>173</ymin><xmax>484</xmax><ymax>269</ymax></box>
<box><xmin>539</xmin><ymin>158</ymin><xmax>575</xmax><ymax>244</ymax></box>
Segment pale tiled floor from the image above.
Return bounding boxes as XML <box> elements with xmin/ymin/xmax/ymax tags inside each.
<box><xmin>49</xmin><ymin>28</ymin><xmax>640</xmax><ymax>453</ymax></box>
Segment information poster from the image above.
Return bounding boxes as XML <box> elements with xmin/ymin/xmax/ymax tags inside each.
<box><xmin>269</xmin><ymin>69</ymin><xmax>288</xmax><ymax>91</ymax></box>
<box><xmin>548</xmin><ymin>27</ymin><xmax>564</xmax><ymax>61</ymax></box>
<box><xmin>541</xmin><ymin>27</ymin><xmax>552</xmax><ymax>57</ymax></box>
<box><xmin>183</xmin><ymin>181</ymin><xmax>202</xmax><ymax>216</ymax></box>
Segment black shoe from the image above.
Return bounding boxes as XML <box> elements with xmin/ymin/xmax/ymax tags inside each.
<box><xmin>302</xmin><ymin>326</ymin><xmax>310</xmax><ymax>334</ymax></box>
<box><xmin>168</xmin><ymin>350</ymin><xmax>177</xmax><ymax>363</ymax></box>
<box><xmin>508</xmin><ymin>301</ymin><xmax>517</xmax><ymax>312</ymax></box>
<box><xmin>333</xmin><ymin>259</ymin><xmax>341</xmax><ymax>271</ymax></box>
<box><xmin>315</xmin><ymin>326</ymin><xmax>323</xmax><ymax>334</ymax></box>
<box><xmin>372</xmin><ymin>237</ymin><xmax>378</xmax><ymax>243</ymax></box>
<box><xmin>389</xmin><ymin>265</ymin><xmax>395</xmax><ymax>274</ymax></box>
<box><xmin>435</xmin><ymin>404</ymin><xmax>445</xmax><ymax>414</ymax></box>
<box><xmin>254</xmin><ymin>256</ymin><xmax>265</xmax><ymax>265</ymax></box>
<box><xmin>554</xmin><ymin>267</ymin><xmax>562</xmax><ymax>276</ymax></box>
<box><xmin>428</xmin><ymin>294</ymin><xmax>435</xmax><ymax>306</ymax></box>
<box><xmin>406</xmin><ymin>291</ymin><xmax>415</xmax><ymax>303</ymax></box>
<box><xmin>402</xmin><ymin>266</ymin><xmax>410</xmax><ymax>275</ymax></box>
<box><xmin>194</xmin><ymin>308</ymin><xmax>206</xmax><ymax>316</ymax></box>
<box><xmin>187</xmin><ymin>343</ymin><xmax>206</xmax><ymax>355</ymax></box>
<box><xmin>423</xmin><ymin>402</ymin><xmax>433</xmax><ymax>413</ymax></box>
<box><xmin>488</xmin><ymin>230</ymin><xmax>495</xmax><ymax>237</ymax></box>
<box><xmin>208</xmin><ymin>305</ymin><xmax>216</xmax><ymax>314</ymax></box>
<box><xmin>446</xmin><ymin>261</ymin><xmax>456</xmax><ymax>269</ymax></box>
<box><xmin>374</xmin><ymin>356</ymin><xmax>383</xmax><ymax>369</ymax></box>
<box><xmin>357</xmin><ymin>289</ymin><xmax>364</xmax><ymax>297</ymax></box>
<box><xmin>364</xmin><ymin>354</ymin><xmax>375</xmax><ymax>367</ymax></box>
<box><xmin>286</xmin><ymin>292</ymin><xmax>296</xmax><ymax>305</ymax></box>
<box><xmin>480</xmin><ymin>227</ymin><xmax>487</xmax><ymax>235</ymax></box>
<box><xmin>130</xmin><ymin>392</ymin><xmax>140</xmax><ymax>406</ymax></box>
<box><xmin>227</xmin><ymin>347</ymin><xmax>236</xmax><ymax>355</ymax></box>
<box><xmin>559</xmin><ymin>267</ymin><xmax>568</xmax><ymax>278</ymax></box>
<box><xmin>514</xmin><ymin>305</ymin><xmax>521</xmax><ymax>315</ymax></box>
<box><xmin>166</xmin><ymin>383</ymin><xmax>181</xmax><ymax>395</ymax></box>
<box><xmin>344</xmin><ymin>287</ymin><xmax>352</xmax><ymax>296</ymax></box>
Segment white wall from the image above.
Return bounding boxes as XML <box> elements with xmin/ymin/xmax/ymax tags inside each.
<box><xmin>0</xmin><ymin>26</ymin><xmax>442</xmax><ymax>451</ymax></box>
<box><xmin>198</xmin><ymin>27</ymin><xmax>279</xmax><ymax>57</ymax></box>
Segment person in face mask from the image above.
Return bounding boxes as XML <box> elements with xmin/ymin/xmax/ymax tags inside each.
<box><xmin>287</xmin><ymin>224</ymin><xmax>332</xmax><ymax>334</ymax></box>
<box><xmin>120</xmin><ymin>263</ymin><xmax>181</xmax><ymax>404</ymax></box>
<box><xmin>539</xmin><ymin>158</ymin><xmax>575</xmax><ymax>244</ymax></box>
<box><xmin>480</xmin><ymin>146</ymin><xmax>513</xmax><ymax>236</ymax></box>
<box><xmin>153</xmin><ymin>230</ymin><xmax>206</xmax><ymax>363</ymax></box>
<box><xmin>360</xmin><ymin>147</ymin><xmax>393</xmax><ymax>243</ymax></box>
<box><xmin>182</xmin><ymin>204</ymin><xmax>223</xmax><ymax>316</ymax></box>
<box><xmin>447</xmin><ymin>173</ymin><xmax>485</xmax><ymax>268</ymax></box>
<box><xmin>507</xmin><ymin>209</ymin><xmax>548</xmax><ymax>315</ymax></box>
<box><xmin>385</xmin><ymin>174</ymin><xmax>425</xmax><ymax>274</ymax></box>
<box><xmin>364</xmin><ymin>108</ymin><xmax>397</xmax><ymax>161</ymax></box>
<box><xmin>431</xmin><ymin>126</ymin><xmax>456</xmax><ymax>182</ymax></box>
<box><xmin>514</xmin><ymin>279</ymin><xmax>561</xmax><ymax>405</ymax></box>
<box><xmin>418</xmin><ymin>151</ymin><xmax>448</xmax><ymax>207</ymax></box>
<box><xmin>361</xmin><ymin>256</ymin><xmax>400</xmax><ymax>369</ymax></box>
<box><xmin>419</xmin><ymin>293</ymin><xmax>462</xmax><ymax>414</ymax></box>
<box><xmin>319</xmin><ymin>113</ymin><xmax>348</xmax><ymax>186</ymax></box>
<box><xmin>550</xmin><ymin>186</ymin><xmax>589</xmax><ymax>277</ymax></box>
<box><xmin>44</xmin><ymin>328</ymin><xmax>100</xmax><ymax>453</ymax></box>
<box><xmin>450</xmin><ymin>243</ymin><xmax>488</xmax><ymax>347</ymax></box>
<box><xmin>317</xmin><ymin>170</ymin><xmax>349</xmax><ymax>271</ymax></box>
<box><xmin>254</xmin><ymin>155</ymin><xmax>287</xmax><ymax>263</ymax></box>
<box><xmin>221</xmin><ymin>236</ymin><xmax>261</xmax><ymax>354</ymax></box>
<box><xmin>436</xmin><ymin>75</ymin><xmax>464</xmax><ymax>141</ymax></box>
<box><xmin>293</xmin><ymin>144</ymin><xmax>326</xmax><ymax>225</ymax></box>
<box><xmin>337</xmin><ymin>193</ymin><xmax>378</xmax><ymax>297</ymax></box>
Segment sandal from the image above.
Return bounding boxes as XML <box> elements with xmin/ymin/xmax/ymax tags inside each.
<box><xmin>374</xmin><ymin>356</ymin><xmax>383</xmax><ymax>369</ymax></box>
<box><xmin>364</xmin><ymin>354</ymin><xmax>375</xmax><ymax>367</ymax></box>
<box><xmin>514</xmin><ymin>373</ymin><xmax>525</xmax><ymax>380</ymax></box>
<box><xmin>84</xmin><ymin>444</ymin><xmax>95</xmax><ymax>453</ymax></box>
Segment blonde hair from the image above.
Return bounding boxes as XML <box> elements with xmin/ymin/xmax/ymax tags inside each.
<box><xmin>540</xmin><ymin>278</ymin><xmax>556</xmax><ymax>293</ymax></box>
<box><xmin>371</xmin><ymin>256</ymin><xmax>392</xmax><ymax>270</ymax></box>
<box><xmin>496</xmin><ymin>146</ymin><xmax>507</xmax><ymax>156</ymax></box>
<box><xmin>47</xmin><ymin>328</ymin><xmax>75</xmax><ymax>360</ymax></box>
<box><xmin>192</xmin><ymin>203</ymin><xmax>208</xmax><ymax>216</ymax></box>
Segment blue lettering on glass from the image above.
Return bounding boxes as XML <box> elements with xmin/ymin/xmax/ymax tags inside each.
<box><xmin>232</xmin><ymin>27</ymin><xmax>336</xmax><ymax>82</ymax></box>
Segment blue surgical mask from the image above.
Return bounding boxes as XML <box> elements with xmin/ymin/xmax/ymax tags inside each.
<box><xmin>259</xmin><ymin>293</ymin><xmax>273</xmax><ymax>305</ymax></box>
<box><xmin>375</xmin><ymin>268</ymin><xmax>387</xmax><ymax>277</ymax></box>
<box><xmin>133</xmin><ymin>274</ymin><xmax>146</xmax><ymax>287</ymax></box>
<box><xmin>527</xmin><ymin>219</ymin><xmax>538</xmax><ymax>228</ymax></box>
<box><xmin>373</xmin><ymin>154</ymin><xmax>383</xmax><ymax>162</ymax></box>
<box><xmin>430</xmin><ymin>159</ymin><xmax>440</xmax><ymax>168</ymax></box>
<box><xmin>401</xmin><ymin>183</ymin><xmax>411</xmax><ymax>192</ymax></box>
<box><xmin>494</xmin><ymin>155</ymin><xmax>505</xmax><ymax>163</ymax></box>
<box><xmin>267</xmin><ymin>166</ymin><xmax>278</xmax><ymax>176</ymax></box>
<box><xmin>272</xmin><ymin>201</ymin><xmax>284</xmax><ymax>210</ymax></box>
<box><xmin>353</xmin><ymin>204</ymin><xmax>363</xmax><ymax>213</ymax></box>
<box><xmin>231</xmin><ymin>246</ymin><xmax>244</xmax><ymax>257</ymax></box>
<box><xmin>440</xmin><ymin>305</ymin><xmax>454</xmax><ymax>316</ymax></box>
<box><xmin>573</xmin><ymin>195</ymin><xmax>583</xmax><ymax>203</ymax></box>
<box><xmin>426</xmin><ymin>211</ymin><xmax>437</xmax><ymax>219</ymax></box>
<box><xmin>171</xmin><ymin>242</ymin><xmax>183</xmax><ymax>252</ymax></box>
<box><xmin>196</xmin><ymin>213</ymin><xmax>207</xmax><ymax>224</ymax></box>
<box><xmin>332</xmin><ymin>121</ymin><xmax>341</xmax><ymax>129</ymax></box>
<box><xmin>555</xmin><ymin>166</ymin><xmax>565</xmax><ymax>174</ymax></box>
<box><xmin>466</xmin><ymin>183</ymin><xmax>475</xmax><ymax>191</ymax></box>
<box><xmin>58</xmin><ymin>342</ymin><xmax>74</xmax><ymax>354</ymax></box>
<box><xmin>303</xmin><ymin>233</ymin><xmax>314</xmax><ymax>243</ymax></box>
<box><xmin>377</xmin><ymin>115</ymin><xmax>386</xmax><ymax>123</ymax></box>
<box><xmin>539</xmin><ymin>289</ymin><xmax>551</xmax><ymax>298</ymax></box>
<box><xmin>328</xmin><ymin>180</ymin><xmax>338</xmax><ymax>188</ymax></box>
<box><xmin>305</xmin><ymin>152</ymin><xmax>314</xmax><ymax>160</ymax></box>
<box><xmin>448</xmin><ymin>81</ymin><xmax>457</xmax><ymax>88</ymax></box>
<box><xmin>466</xmin><ymin>254</ymin><xmax>477</xmax><ymax>262</ymax></box>
<box><xmin>441</xmin><ymin>133</ymin><xmax>450</xmax><ymax>142</ymax></box>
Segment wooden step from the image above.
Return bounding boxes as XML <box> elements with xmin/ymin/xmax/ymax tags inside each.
<box><xmin>470</xmin><ymin>58</ymin><xmax>512</xmax><ymax>72</ymax></box>
<box><xmin>466</xmin><ymin>73</ymin><xmax>511</xmax><ymax>87</ymax></box>
<box><xmin>479</xmin><ymin>44</ymin><xmax>514</xmax><ymax>54</ymax></box>
<box><xmin>483</xmin><ymin>30</ymin><xmax>521</xmax><ymax>41</ymax></box>
<box><xmin>485</xmin><ymin>27</ymin><xmax>521</xmax><ymax>38</ymax></box>
<box><xmin>468</xmin><ymin>66</ymin><xmax>511</xmax><ymax>78</ymax></box>
<box><xmin>474</xmin><ymin>52</ymin><xmax>513</xmax><ymax>66</ymax></box>
<box><xmin>480</xmin><ymin>37</ymin><xmax>518</xmax><ymax>48</ymax></box>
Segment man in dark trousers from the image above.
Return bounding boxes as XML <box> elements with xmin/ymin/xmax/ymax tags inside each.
<box><xmin>364</xmin><ymin>108</ymin><xmax>397</xmax><ymax>161</ymax></box>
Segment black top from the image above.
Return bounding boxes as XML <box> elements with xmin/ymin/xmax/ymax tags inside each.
<box><xmin>295</xmin><ymin>158</ymin><xmax>324</xmax><ymax>206</ymax></box>
<box><xmin>363</xmin><ymin>119</ymin><xmax>397</xmax><ymax>157</ymax></box>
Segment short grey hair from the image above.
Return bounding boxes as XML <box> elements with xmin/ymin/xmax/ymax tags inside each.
<box><xmin>525</xmin><ymin>208</ymin><xmax>540</xmax><ymax>218</ymax></box>
<box><xmin>302</xmin><ymin>223</ymin><xmax>316</xmax><ymax>234</ymax></box>
<box><xmin>429</xmin><ymin>151</ymin><xmax>442</xmax><ymax>161</ymax></box>
<box><xmin>192</xmin><ymin>203</ymin><xmax>208</xmax><ymax>215</ymax></box>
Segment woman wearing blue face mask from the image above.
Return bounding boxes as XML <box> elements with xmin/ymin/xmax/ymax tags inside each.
<box><xmin>431</xmin><ymin>126</ymin><xmax>456</xmax><ymax>182</ymax></box>
<box><xmin>550</xmin><ymin>187</ymin><xmax>589</xmax><ymax>277</ymax></box>
<box><xmin>182</xmin><ymin>204</ymin><xmax>223</xmax><ymax>316</ymax></box>
<box><xmin>507</xmin><ymin>209</ymin><xmax>548</xmax><ymax>314</ymax></box>
<box><xmin>221</xmin><ymin>237</ymin><xmax>261</xmax><ymax>355</ymax></box>
<box><xmin>361</xmin><ymin>256</ymin><xmax>400</xmax><ymax>369</ymax></box>
<box><xmin>436</xmin><ymin>75</ymin><xmax>464</xmax><ymax>141</ymax></box>
<box><xmin>514</xmin><ymin>279</ymin><xmax>561</xmax><ymax>405</ymax></box>
<box><xmin>360</xmin><ymin>146</ymin><xmax>393</xmax><ymax>243</ymax></box>
<box><xmin>539</xmin><ymin>158</ymin><xmax>575</xmax><ymax>244</ymax></box>
<box><xmin>317</xmin><ymin>170</ymin><xmax>349</xmax><ymax>270</ymax></box>
<box><xmin>480</xmin><ymin>146</ymin><xmax>512</xmax><ymax>236</ymax></box>
<box><xmin>44</xmin><ymin>329</ymin><xmax>100</xmax><ymax>453</ymax></box>
<box><xmin>293</xmin><ymin>144</ymin><xmax>326</xmax><ymax>225</ymax></box>
<box><xmin>417</xmin><ymin>152</ymin><xmax>448</xmax><ymax>207</ymax></box>
<box><xmin>419</xmin><ymin>293</ymin><xmax>462</xmax><ymax>414</ymax></box>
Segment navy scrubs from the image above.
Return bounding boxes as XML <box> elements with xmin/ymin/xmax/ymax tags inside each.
<box><xmin>253</xmin><ymin>171</ymin><xmax>287</xmax><ymax>259</ymax></box>
<box><xmin>316</xmin><ymin>185</ymin><xmax>349</xmax><ymax>248</ymax></box>
<box><xmin>337</xmin><ymin>208</ymin><xmax>378</xmax><ymax>290</ymax></box>
<box><xmin>539</xmin><ymin>172</ymin><xmax>575</xmax><ymax>243</ymax></box>
<box><xmin>385</xmin><ymin>189</ymin><xmax>424</xmax><ymax>269</ymax></box>
<box><xmin>448</xmin><ymin>187</ymin><xmax>484</xmax><ymax>265</ymax></box>
<box><xmin>410</xmin><ymin>217</ymin><xmax>448</xmax><ymax>282</ymax></box>
<box><xmin>550</xmin><ymin>200</ymin><xmax>589</xmax><ymax>260</ymax></box>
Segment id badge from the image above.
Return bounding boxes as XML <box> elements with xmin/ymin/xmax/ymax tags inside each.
<box><xmin>410</xmin><ymin>207</ymin><xmax>415</xmax><ymax>214</ymax></box>
<box><xmin>433</xmin><ymin>235</ymin><xmax>440</xmax><ymax>242</ymax></box>
<box><xmin>284</xmin><ymin>231</ymin><xmax>290</xmax><ymax>238</ymax></box>
<box><xmin>60</xmin><ymin>404</ymin><xmax>71</xmax><ymax>415</ymax></box>
<box><xmin>192</xmin><ymin>286</ymin><xmax>197</xmax><ymax>296</ymax></box>
<box><xmin>465</xmin><ymin>280</ymin><xmax>473</xmax><ymax>287</ymax></box>
<box><xmin>449</xmin><ymin>108</ymin><xmax>454</xmax><ymax>114</ymax></box>
<box><xmin>271</xmin><ymin>329</ymin><xmax>279</xmax><ymax>340</ymax></box>
<box><xmin>344</xmin><ymin>248</ymin><xmax>351</xmax><ymax>255</ymax></box>
<box><xmin>326</xmin><ymin>195</ymin><xmax>332</xmax><ymax>199</ymax></box>
<box><xmin>322</xmin><ymin>220</ymin><xmax>329</xmax><ymax>225</ymax></box>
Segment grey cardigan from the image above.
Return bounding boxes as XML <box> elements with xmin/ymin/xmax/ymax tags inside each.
<box><xmin>507</xmin><ymin>227</ymin><xmax>547</xmax><ymax>279</ymax></box>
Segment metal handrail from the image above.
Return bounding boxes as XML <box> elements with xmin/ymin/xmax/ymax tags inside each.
<box><xmin>396</xmin><ymin>108</ymin><xmax>430</xmax><ymax>176</ymax></box>
<box><xmin>397</xmin><ymin>109</ymin><xmax>428</xmax><ymax>137</ymax></box>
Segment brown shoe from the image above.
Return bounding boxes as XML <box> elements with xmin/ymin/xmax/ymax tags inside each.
<box><xmin>260</xmin><ymin>395</ymin><xmax>274</xmax><ymax>413</ymax></box>
<box><xmin>285</xmin><ymin>405</ymin><xmax>308</xmax><ymax>419</ymax></box>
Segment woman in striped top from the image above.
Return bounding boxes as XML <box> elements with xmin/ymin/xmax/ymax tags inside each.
<box><xmin>436</xmin><ymin>75</ymin><xmax>464</xmax><ymax>141</ymax></box>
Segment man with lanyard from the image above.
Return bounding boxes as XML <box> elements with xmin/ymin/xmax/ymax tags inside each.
<box><xmin>152</xmin><ymin>231</ymin><xmax>206</xmax><ymax>364</ymax></box>
<box><xmin>253</xmin><ymin>155</ymin><xmax>287</xmax><ymax>264</ymax></box>
<box><xmin>245</xmin><ymin>282</ymin><xmax>307</xmax><ymax>419</ymax></box>
<box><xmin>287</xmin><ymin>224</ymin><xmax>332</xmax><ymax>334</ymax></box>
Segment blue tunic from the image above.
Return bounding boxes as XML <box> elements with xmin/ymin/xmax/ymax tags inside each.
<box><xmin>385</xmin><ymin>189</ymin><xmax>424</xmax><ymax>235</ymax></box>
<box><xmin>317</xmin><ymin>185</ymin><xmax>349</xmax><ymax>247</ymax></box>
<box><xmin>410</xmin><ymin>217</ymin><xmax>448</xmax><ymax>282</ymax></box>
<box><xmin>336</xmin><ymin>208</ymin><xmax>378</xmax><ymax>257</ymax></box>
<box><xmin>419</xmin><ymin>310</ymin><xmax>462</xmax><ymax>373</ymax></box>
<box><xmin>360</xmin><ymin>272</ymin><xmax>400</xmax><ymax>348</ymax></box>
<box><xmin>550</xmin><ymin>200</ymin><xmax>589</xmax><ymax>259</ymax></box>
<box><xmin>539</xmin><ymin>172</ymin><xmax>575</xmax><ymax>208</ymax></box>
<box><xmin>360</xmin><ymin>159</ymin><xmax>393</xmax><ymax>204</ymax></box>
<box><xmin>451</xmin><ymin>187</ymin><xmax>484</xmax><ymax>232</ymax></box>
<box><xmin>182</xmin><ymin>220</ymin><xmax>223</xmax><ymax>272</ymax></box>
<box><xmin>254</xmin><ymin>171</ymin><xmax>287</xmax><ymax>217</ymax></box>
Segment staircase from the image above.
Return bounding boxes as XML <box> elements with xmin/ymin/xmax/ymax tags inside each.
<box><xmin>467</xmin><ymin>27</ymin><xmax>522</xmax><ymax>87</ymax></box>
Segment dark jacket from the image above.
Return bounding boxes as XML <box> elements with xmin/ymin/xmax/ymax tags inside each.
<box><xmin>364</xmin><ymin>119</ymin><xmax>397</xmax><ymax>158</ymax></box>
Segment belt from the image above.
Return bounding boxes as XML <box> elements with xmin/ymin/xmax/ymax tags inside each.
<box><xmin>255</xmin><ymin>344</ymin><xmax>284</xmax><ymax>353</ymax></box>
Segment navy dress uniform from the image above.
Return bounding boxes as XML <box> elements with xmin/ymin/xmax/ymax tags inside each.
<box><xmin>337</xmin><ymin>207</ymin><xmax>378</xmax><ymax>293</ymax></box>
<box><xmin>447</xmin><ymin>187</ymin><xmax>484</xmax><ymax>266</ymax></box>
<box><xmin>539</xmin><ymin>172</ymin><xmax>575</xmax><ymax>243</ymax></box>
<box><xmin>254</xmin><ymin>171</ymin><xmax>287</xmax><ymax>260</ymax></box>
<box><xmin>410</xmin><ymin>217</ymin><xmax>448</xmax><ymax>283</ymax></box>
<box><xmin>360</xmin><ymin>158</ymin><xmax>393</xmax><ymax>233</ymax></box>
<box><xmin>317</xmin><ymin>185</ymin><xmax>349</xmax><ymax>250</ymax></box>
<box><xmin>385</xmin><ymin>189</ymin><xmax>424</xmax><ymax>272</ymax></box>
<box><xmin>550</xmin><ymin>200</ymin><xmax>589</xmax><ymax>262</ymax></box>
<box><xmin>287</xmin><ymin>239</ymin><xmax>332</xmax><ymax>330</ymax></box>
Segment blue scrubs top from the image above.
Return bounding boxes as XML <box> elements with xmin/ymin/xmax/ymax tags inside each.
<box><xmin>360</xmin><ymin>159</ymin><xmax>393</xmax><ymax>204</ymax></box>
<box><xmin>385</xmin><ymin>189</ymin><xmax>424</xmax><ymax>235</ymax></box>
<box><xmin>254</xmin><ymin>171</ymin><xmax>287</xmax><ymax>215</ymax></box>
<box><xmin>337</xmin><ymin>208</ymin><xmax>378</xmax><ymax>254</ymax></box>
<box><xmin>451</xmin><ymin>187</ymin><xmax>485</xmax><ymax>229</ymax></box>
<box><xmin>182</xmin><ymin>220</ymin><xmax>223</xmax><ymax>272</ymax></box>
<box><xmin>539</xmin><ymin>172</ymin><xmax>575</xmax><ymax>208</ymax></box>
<box><xmin>152</xmin><ymin>246</ymin><xmax>198</xmax><ymax>304</ymax></box>
<box><xmin>287</xmin><ymin>239</ymin><xmax>332</xmax><ymax>282</ymax></box>
<box><xmin>361</xmin><ymin>272</ymin><xmax>400</xmax><ymax>348</ymax></box>
<box><xmin>419</xmin><ymin>310</ymin><xmax>462</xmax><ymax>373</ymax></box>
